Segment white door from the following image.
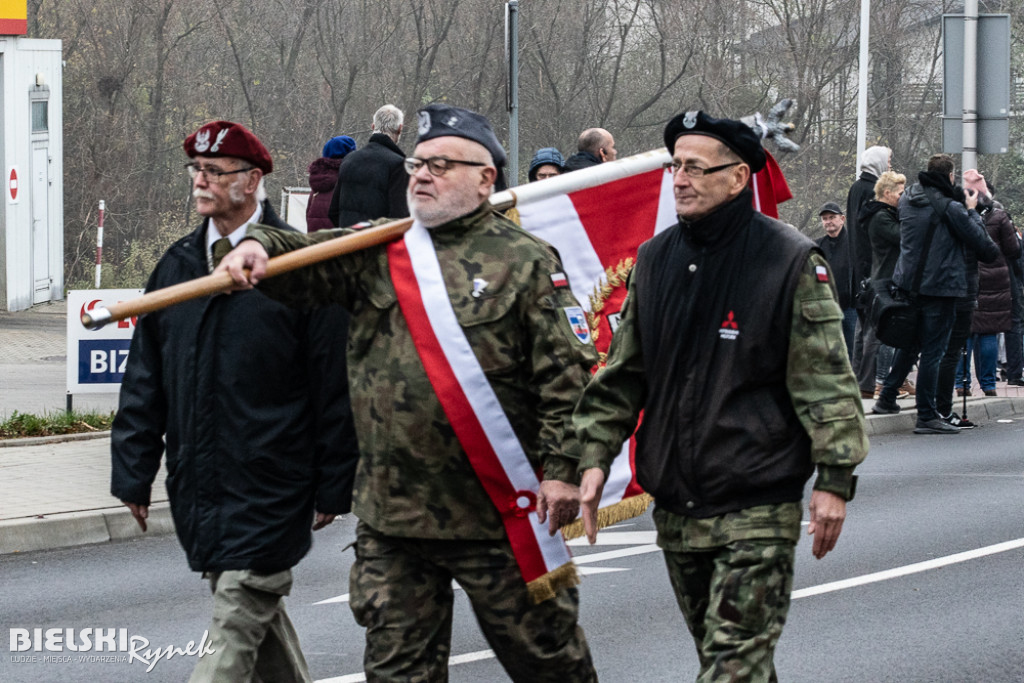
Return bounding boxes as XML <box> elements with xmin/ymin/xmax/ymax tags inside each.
<box><xmin>31</xmin><ymin>143</ymin><xmax>50</xmax><ymax>304</ymax></box>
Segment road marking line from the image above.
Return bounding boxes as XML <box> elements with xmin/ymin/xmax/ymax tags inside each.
<box><xmin>317</xmin><ymin>650</ymin><xmax>496</xmax><ymax>683</ymax></box>
<box><xmin>792</xmin><ymin>537</ymin><xmax>1024</xmax><ymax>599</ymax></box>
<box><xmin>314</xmin><ymin>545</ymin><xmax>662</xmax><ymax>603</ymax></box>
<box><xmin>314</xmin><ymin>538</ymin><xmax>1024</xmax><ymax>683</ymax></box>
<box><xmin>567</xmin><ymin>531</ymin><xmax>657</xmax><ymax>546</ymax></box>
<box><xmin>572</xmin><ymin>544</ymin><xmax>661</xmax><ymax>564</ymax></box>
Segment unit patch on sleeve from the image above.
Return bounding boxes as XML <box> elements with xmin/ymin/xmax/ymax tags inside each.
<box><xmin>563</xmin><ymin>305</ymin><xmax>592</xmax><ymax>344</ymax></box>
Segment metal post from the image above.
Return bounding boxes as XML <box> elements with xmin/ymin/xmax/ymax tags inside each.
<box><xmin>855</xmin><ymin>0</ymin><xmax>870</xmax><ymax>178</ymax></box>
<box><xmin>961</xmin><ymin>0</ymin><xmax>979</xmax><ymax>174</ymax></box>
<box><xmin>95</xmin><ymin>199</ymin><xmax>105</xmax><ymax>288</ymax></box>
<box><xmin>507</xmin><ymin>0</ymin><xmax>520</xmax><ymax>185</ymax></box>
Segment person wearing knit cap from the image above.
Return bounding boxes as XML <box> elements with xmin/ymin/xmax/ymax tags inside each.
<box><xmin>573</xmin><ymin>109</ymin><xmax>868</xmax><ymax>681</ymax></box>
<box><xmin>113</xmin><ymin>119</ymin><xmax>359</xmax><ymax>682</ymax></box>
<box><xmin>847</xmin><ymin>145</ymin><xmax>892</xmax><ymax>399</ymax></box>
<box><xmin>214</xmin><ymin>104</ymin><xmax>598</xmax><ymax>682</ymax></box>
<box><xmin>307</xmin><ymin>135</ymin><xmax>357</xmax><ymax>232</ymax></box>
<box><xmin>528</xmin><ymin>147</ymin><xmax>566</xmax><ymax>182</ymax></box>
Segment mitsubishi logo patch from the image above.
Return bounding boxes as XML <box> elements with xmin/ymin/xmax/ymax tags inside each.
<box><xmin>719</xmin><ymin>311</ymin><xmax>739</xmax><ymax>340</ymax></box>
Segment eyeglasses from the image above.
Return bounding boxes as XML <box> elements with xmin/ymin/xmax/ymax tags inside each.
<box><xmin>185</xmin><ymin>163</ymin><xmax>255</xmax><ymax>182</ymax></box>
<box><xmin>404</xmin><ymin>156</ymin><xmax>487</xmax><ymax>177</ymax></box>
<box><xmin>665</xmin><ymin>161</ymin><xmax>742</xmax><ymax>178</ymax></box>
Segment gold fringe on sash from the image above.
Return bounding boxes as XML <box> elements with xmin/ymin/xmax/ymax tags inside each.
<box><xmin>526</xmin><ymin>561</ymin><xmax>580</xmax><ymax>604</ymax></box>
<box><xmin>560</xmin><ymin>493</ymin><xmax>654</xmax><ymax>542</ymax></box>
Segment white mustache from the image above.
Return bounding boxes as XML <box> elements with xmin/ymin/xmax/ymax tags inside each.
<box><xmin>192</xmin><ymin>189</ymin><xmax>216</xmax><ymax>200</ymax></box>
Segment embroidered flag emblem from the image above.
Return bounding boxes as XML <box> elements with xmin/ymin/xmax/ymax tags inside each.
<box><xmin>563</xmin><ymin>306</ymin><xmax>592</xmax><ymax>344</ymax></box>
<box><xmin>815</xmin><ymin>265</ymin><xmax>829</xmax><ymax>283</ymax></box>
<box><xmin>719</xmin><ymin>311</ymin><xmax>739</xmax><ymax>340</ymax></box>
<box><xmin>550</xmin><ymin>272</ymin><xmax>568</xmax><ymax>288</ymax></box>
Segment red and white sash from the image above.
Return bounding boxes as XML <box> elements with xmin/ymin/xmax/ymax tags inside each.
<box><xmin>387</xmin><ymin>221</ymin><xmax>575</xmax><ymax>600</ymax></box>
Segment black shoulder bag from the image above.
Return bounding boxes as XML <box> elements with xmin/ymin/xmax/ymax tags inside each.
<box><xmin>870</xmin><ymin>196</ymin><xmax>949</xmax><ymax>349</ymax></box>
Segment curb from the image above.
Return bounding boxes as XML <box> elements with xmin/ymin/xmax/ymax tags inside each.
<box><xmin>862</xmin><ymin>396</ymin><xmax>1024</xmax><ymax>435</ymax></box>
<box><xmin>0</xmin><ymin>503</ymin><xmax>174</xmax><ymax>555</ymax></box>
<box><xmin>0</xmin><ymin>430</ymin><xmax>112</xmax><ymax>448</ymax></box>
<box><xmin>1</xmin><ymin>397</ymin><xmax>1022</xmax><ymax>557</ymax></box>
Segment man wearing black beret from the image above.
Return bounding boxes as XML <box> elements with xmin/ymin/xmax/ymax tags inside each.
<box><xmin>574</xmin><ymin>110</ymin><xmax>868</xmax><ymax>680</ymax></box>
<box><xmin>216</xmin><ymin>105</ymin><xmax>598</xmax><ymax>681</ymax></box>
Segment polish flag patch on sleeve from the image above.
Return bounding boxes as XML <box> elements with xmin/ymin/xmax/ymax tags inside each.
<box><xmin>551</xmin><ymin>272</ymin><xmax>568</xmax><ymax>288</ymax></box>
<box><xmin>815</xmin><ymin>265</ymin><xmax>829</xmax><ymax>283</ymax></box>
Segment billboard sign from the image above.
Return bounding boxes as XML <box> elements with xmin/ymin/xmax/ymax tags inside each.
<box><xmin>66</xmin><ymin>289</ymin><xmax>143</xmax><ymax>394</ymax></box>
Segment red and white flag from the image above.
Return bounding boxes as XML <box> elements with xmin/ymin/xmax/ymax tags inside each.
<box><xmin>514</xmin><ymin>149</ymin><xmax>791</xmax><ymax>537</ymax></box>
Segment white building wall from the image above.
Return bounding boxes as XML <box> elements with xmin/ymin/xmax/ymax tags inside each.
<box><xmin>1</xmin><ymin>37</ymin><xmax>63</xmax><ymax>311</ymax></box>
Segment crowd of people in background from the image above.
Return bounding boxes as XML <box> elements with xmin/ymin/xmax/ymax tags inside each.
<box><xmin>816</xmin><ymin>145</ymin><xmax>1021</xmax><ymax>434</ymax></box>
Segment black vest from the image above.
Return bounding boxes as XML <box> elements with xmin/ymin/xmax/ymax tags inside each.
<box><xmin>633</xmin><ymin>193</ymin><xmax>816</xmax><ymax>518</ymax></box>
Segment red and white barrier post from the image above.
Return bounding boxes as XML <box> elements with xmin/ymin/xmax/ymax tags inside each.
<box><xmin>95</xmin><ymin>200</ymin><xmax>105</xmax><ymax>288</ymax></box>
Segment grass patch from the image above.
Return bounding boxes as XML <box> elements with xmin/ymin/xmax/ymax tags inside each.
<box><xmin>0</xmin><ymin>410</ymin><xmax>116</xmax><ymax>439</ymax></box>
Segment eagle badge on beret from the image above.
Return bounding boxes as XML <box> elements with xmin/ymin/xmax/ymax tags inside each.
<box><xmin>417</xmin><ymin>111</ymin><xmax>432</xmax><ymax>136</ymax></box>
<box><xmin>683</xmin><ymin>111</ymin><xmax>698</xmax><ymax>129</ymax></box>
<box><xmin>194</xmin><ymin>129</ymin><xmax>211</xmax><ymax>153</ymax></box>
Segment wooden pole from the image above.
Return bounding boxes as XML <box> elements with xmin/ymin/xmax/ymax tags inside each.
<box><xmin>81</xmin><ymin>218</ymin><xmax>413</xmax><ymax>329</ymax></box>
<box><xmin>81</xmin><ymin>147</ymin><xmax>672</xmax><ymax>330</ymax></box>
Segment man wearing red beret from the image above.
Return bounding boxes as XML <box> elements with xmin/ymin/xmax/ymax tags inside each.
<box><xmin>111</xmin><ymin>121</ymin><xmax>359</xmax><ymax>682</ymax></box>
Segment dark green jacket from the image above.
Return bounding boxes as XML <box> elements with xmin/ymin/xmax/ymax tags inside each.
<box><xmin>250</xmin><ymin>203</ymin><xmax>598</xmax><ymax>539</ymax></box>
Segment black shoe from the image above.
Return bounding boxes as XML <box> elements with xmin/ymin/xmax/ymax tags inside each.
<box><xmin>872</xmin><ymin>398</ymin><xmax>901</xmax><ymax>415</ymax></box>
<box><xmin>984</xmin><ymin>389</ymin><xmax>998</xmax><ymax>397</ymax></box>
<box><xmin>914</xmin><ymin>418</ymin><xmax>960</xmax><ymax>434</ymax></box>
<box><xmin>1008</xmin><ymin>378</ymin><xmax>1024</xmax><ymax>386</ymax></box>
<box><xmin>944</xmin><ymin>412</ymin><xmax>976</xmax><ymax>429</ymax></box>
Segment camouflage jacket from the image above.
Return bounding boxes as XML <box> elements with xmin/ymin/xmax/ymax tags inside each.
<box><xmin>249</xmin><ymin>203</ymin><xmax>598</xmax><ymax>539</ymax></box>
<box><xmin>575</xmin><ymin>244</ymin><xmax>868</xmax><ymax>514</ymax></box>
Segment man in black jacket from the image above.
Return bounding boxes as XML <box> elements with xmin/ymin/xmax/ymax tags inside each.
<box><xmin>872</xmin><ymin>154</ymin><xmax>999</xmax><ymax>434</ymax></box>
<box><xmin>328</xmin><ymin>104</ymin><xmax>409</xmax><ymax>227</ymax></box>
<box><xmin>112</xmin><ymin>121</ymin><xmax>359</xmax><ymax>682</ymax></box>
<box><xmin>816</xmin><ymin>202</ymin><xmax>857</xmax><ymax>361</ymax></box>
<box><xmin>573</xmin><ymin>111</ymin><xmax>867</xmax><ymax>681</ymax></box>
<box><xmin>563</xmin><ymin>127</ymin><xmax>617</xmax><ymax>171</ymax></box>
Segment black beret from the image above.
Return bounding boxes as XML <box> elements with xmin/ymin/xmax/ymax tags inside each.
<box><xmin>415</xmin><ymin>104</ymin><xmax>508</xmax><ymax>167</ymax></box>
<box><xmin>663</xmin><ymin>110</ymin><xmax>766</xmax><ymax>173</ymax></box>
<box><xmin>184</xmin><ymin>120</ymin><xmax>273</xmax><ymax>174</ymax></box>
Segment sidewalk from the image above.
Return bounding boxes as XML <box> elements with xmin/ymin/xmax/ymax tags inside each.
<box><xmin>3</xmin><ymin>302</ymin><xmax>1024</xmax><ymax>555</ymax></box>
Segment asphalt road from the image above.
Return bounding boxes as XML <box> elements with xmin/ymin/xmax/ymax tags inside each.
<box><xmin>2</xmin><ymin>422</ymin><xmax>1023</xmax><ymax>682</ymax></box>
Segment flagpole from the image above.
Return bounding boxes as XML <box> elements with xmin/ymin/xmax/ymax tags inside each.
<box><xmin>490</xmin><ymin>148</ymin><xmax>670</xmax><ymax>211</ymax></box>
<box><xmin>83</xmin><ymin>149</ymin><xmax>673</xmax><ymax>329</ymax></box>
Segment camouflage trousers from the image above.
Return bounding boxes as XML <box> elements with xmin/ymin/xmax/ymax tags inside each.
<box><xmin>349</xmin><ymin>521</ymin><xmax>597</xmax><ymax>683</ymax></box>
<box><xmin>662</xmin><ymin>539</ymin><xmax>796</xmax><ymax>683</ymax></box>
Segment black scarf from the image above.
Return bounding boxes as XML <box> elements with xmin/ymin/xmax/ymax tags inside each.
<box><xmin>918</xmin><ymin>170</ymin><xmax>965</xmax><ymax>203</ymax></box>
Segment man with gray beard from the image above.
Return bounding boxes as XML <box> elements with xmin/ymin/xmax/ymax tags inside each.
<box><xmin>216</xmin><ymin>104</ymin><xmax>598</xmax><ymax>682</ymax></box>
<box><xmin>112</xmin><ymin>120</ymin><xmax>358</xmax><ymax>682</ymax></box>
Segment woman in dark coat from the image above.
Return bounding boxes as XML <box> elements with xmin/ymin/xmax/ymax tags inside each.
<box><xmin>959</xmin><ymin>171</ymin><xmax>1020</xmax><ymax>394</ymax></box>
<box><xmin>306</xmin><ymin>135</ymin><xmax>356</xmax><ymax>232</ymax></box>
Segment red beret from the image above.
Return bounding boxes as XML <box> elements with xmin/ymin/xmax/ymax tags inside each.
<box><xmin>183</xmin><ymin>120</ymin><xmax>273</xmax><ymax>174</ymax></box>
